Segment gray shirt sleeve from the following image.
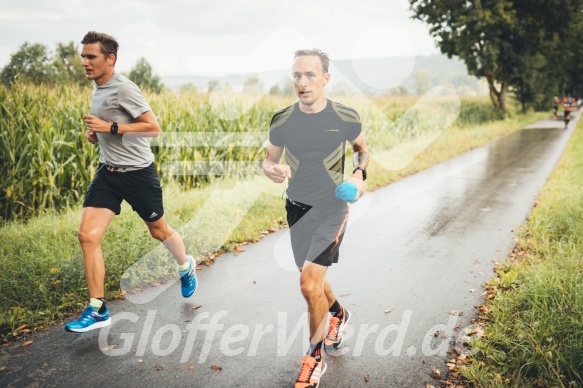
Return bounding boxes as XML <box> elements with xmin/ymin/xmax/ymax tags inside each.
<box><xmin>118</xmin><ymin>82</ymin><xmax>152</xmax><ymax>118</ymax></box>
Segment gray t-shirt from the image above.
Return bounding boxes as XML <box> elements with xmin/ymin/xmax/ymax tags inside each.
<box><xmin>91</xmin><ymin>73</ymin><xmax>154</xmax><ymax>168</ymax></box>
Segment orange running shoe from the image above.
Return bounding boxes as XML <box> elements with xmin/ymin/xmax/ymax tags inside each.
<box><xmin>324</xmin><ymin>308</ymin><xmax>351</xmax><ymax>349</ymax></box>
<box><xmin>294</xmin><ymin>355</ymin><xmax>327</xmax><ymax>388</ymax></box>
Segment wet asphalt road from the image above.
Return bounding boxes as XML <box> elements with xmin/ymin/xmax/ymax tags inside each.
<box><xmin>0</xmin><ymin>113</ymin><xmax>578</xmax><ymax>388</ymax></box>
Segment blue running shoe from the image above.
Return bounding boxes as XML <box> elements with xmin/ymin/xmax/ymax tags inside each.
<box><xmin>65</xmin><ymin>306</ymin><xmax>111</xmax><ymax>333</ymax></box>
<box><xmin>179</xmin><ymin>256</ymin><xmax>198</xmax><ymax>298</ymax></box>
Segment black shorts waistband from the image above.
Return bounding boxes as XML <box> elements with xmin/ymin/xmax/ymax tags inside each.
<box><xmin>285</xmin><ymin>196</ymin><xmax>347</xmax><ymax>212</ymax></box>
<box><xmin>286</xmin><ymin>197</ymin><xmax>311</xmax><ymax>210</ymax></box>
<box><xmin>99</xmin><ymin>162</ymin><xmax>151</xmax><ymax>173</ymax></box>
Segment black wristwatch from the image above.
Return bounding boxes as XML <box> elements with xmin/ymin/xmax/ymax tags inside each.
<box><xmin>110</xmin><ymin>122</ymin><xmax>118</xmax><ymax>135</ymax></box>
<box><xmin>353</xmin><ymin>167</ymin><xmax>367</xmax><ymax>181</ymax></box>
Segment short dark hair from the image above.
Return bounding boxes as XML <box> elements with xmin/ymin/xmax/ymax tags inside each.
<box><xmin>294</xmin><ymin>49</ymin><xmax>329</xmax><ymax>73</ymax></box>
<box><xmin>81</xmin><ymin>31</ymin><xmax>119</xmax><ymax>64</ymax></box>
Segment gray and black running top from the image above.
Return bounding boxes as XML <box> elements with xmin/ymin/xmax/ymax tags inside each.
<box><xmin>269</xmin><ymin>100</ymin><xmax>362</xmax><ymax>207</ymax></box>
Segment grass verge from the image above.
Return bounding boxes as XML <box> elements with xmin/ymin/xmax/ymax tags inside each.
<box><xmin>459</xmin><ymin>119</ymin><xmax>583</xmax><ymax>387</ymax></box>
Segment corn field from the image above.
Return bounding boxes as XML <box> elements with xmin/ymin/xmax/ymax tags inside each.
<box><xmin>0</xmin><ymin>83</ymin><xmax>97</xmax><ymax>221</ymax></box>
<box><xmin>0</xmin><ymin>83</ymin><xmax>280</xmax><ymax>221</ymax></box>
<box><xmin>0</xmin><ymin>82</ymin><xmax>500</xmax><ymax>222</ymax></box>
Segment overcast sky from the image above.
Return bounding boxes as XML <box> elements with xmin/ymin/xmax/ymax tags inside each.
<box><xmin>0</xmin><ymin>0</ymin><xmax>439</xmax><ymax>76</ymax></box>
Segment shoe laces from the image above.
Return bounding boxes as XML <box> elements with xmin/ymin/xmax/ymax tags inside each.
<box><xmin>180</xmin><ymin>267</ymin><xmax>193</xmax><ymax>286</ymax></box>
<box><xmin>81</xmin><ymin>306</ymin><xmax>95</xmax><ymax>318</ymax></box>
<box><xmin>76</xmin><ymin>306</ymin><xmax>100</xmax><ymax>323</ymax></box>
<box><xmin>297</xmin><ymin>356</ymin><xmax>317</xmax><ymax>382</ymax></box>
<box><xmin>326</xmin><ymin>316</ymin><xmax>340</xmax><ymax>341</ymax></box>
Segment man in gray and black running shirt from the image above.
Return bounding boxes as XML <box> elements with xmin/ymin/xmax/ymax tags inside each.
<box><xmin>263</xmin><ymin>49</ymin><xmax>369</xmax><ymax>388</ymax></box>
<box><xmin>65</xmin><ymin>31</ymin><xmax>197</xmax><ymax>333</ymax></box>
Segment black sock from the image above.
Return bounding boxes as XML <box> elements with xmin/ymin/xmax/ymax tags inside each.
<box><xmin>309</xmin><ymin>341</ymin><xmax>323</xmax><ymax>361</ymax></box>
<box><xmin>97</xmin><ymin>298</ymin><xmax>106</xmax><ymax>314</ymax></box>
<box><xmin>329</xmin><ymin>300</ymin><xmax>343</xmax><ymax>318</ymax></box>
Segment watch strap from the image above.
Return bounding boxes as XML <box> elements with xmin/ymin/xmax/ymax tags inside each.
<box><xmin>353</xmin><ymin>167</ymin><xmax>366</xmax><ymax>180</ymax></box>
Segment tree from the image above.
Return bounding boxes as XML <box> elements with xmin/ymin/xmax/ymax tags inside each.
<box><xmin>511</xmin><ymin>52</ymin><xmax>549</xmax><ymax>112</ymax></box>
<box><xmin>508</xmin><ymin>0</ymin><xmax>576</xmax><ymax>111</ymax></box>
<box><xmin>282</xmin><ymin>78</ymin><xmax>296</xmax><ymax>96</ymax></box>
<box><xmin>558</xmin><ymin>1</ymin><xmax>583</xmax><ymax>99</ymax></box>
<box><xmin>388</xmin><ymin>85</ymin><xmax>408</xmax><ymax>96</ymax></box>
<box><xmin>128</xmin><ymin>57</ymin><xmax>163</xmax><ymax>93</ymax></box>
<box><xmin>1</xmin><ymin>42</ymin><xmax>55</xmax><ymax>86</ymax></box>
<box><xmin>179</xmin><ymin>83</ymin><xmax>198</xmax><ymax>94</ymax></box>
<box><xmin>243</xmin><ymin>76</ymin><xmax>263</xmax><ymax>94</ymax></box>
<box><xmin>410</xmin><ymin>0</ymin><xmax>583</xmax><ymax>112</ymax></box>
<box><xmin>410</xmin><ymin>1</ymin><xmax>521</xmax><ymax>111</ymax></box>
<box><xmin>222</xmin><ymin>83</ymin><xmax>233</xmax><ymax>93</ymax></box>
<box><xmin>330</xmin><ymin>82</ymin><xmax>356</xmax><ymax>97</ymax></box>
<box><xmin>208</xmin><ymin>79</ymin><xmax>220</xmax><ymax>93</ymax></box>
<box><xmin>269</xmin><ymin>84</ymin><xmax>281</xmax><ymax>95</ymax></box>
<box><xmin>414</xmin><ymin>70</ymin><xmax>432</xmax><ymax>95</ymax></box>
<box><xmin>53</xmin><ymin>41</ymin><xmax>88</xmax><ymax>86</ymax></box>
<box><xmin>0</xmin><ymin>41</ymin><xmax>88</xmax><ymax>86</ymax></box>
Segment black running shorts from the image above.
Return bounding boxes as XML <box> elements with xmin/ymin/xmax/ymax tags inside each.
<box><xmin>286</xmin><ymin>198</ymin><xmax>349</xmax><ymax>269</ymax></box>
<box><xmin>83</xmin><ymin>163</ymin><xmax>164</xmax><ymax>222</ymax></box>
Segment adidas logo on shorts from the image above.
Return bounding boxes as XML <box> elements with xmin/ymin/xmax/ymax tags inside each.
<box><xmin>149</xmin><ymin>212</ymin><xmax>158</xmax><ymax>219</ymax></box>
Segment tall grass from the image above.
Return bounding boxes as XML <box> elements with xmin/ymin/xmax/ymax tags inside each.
<box><xmin>0</xmin><ymin>84</ymin><xmax>281</xmax><ymax>221</ymax></box>
<box><xmin>147</xmin><ymin>92</ymin><xmax>283</xmax><ymax>187</ymax></box>
<box><xmin>0</xmin><ymin>83</ymin><xmax>97</xmax><ymax>220</ymax></box>
<box><xmin>0</xmin><ymin>178</ymin><xmax>286</xmax><ymax>341</ymax></box>
<box><xmin>0</xmin><ymin>83</ymin><xmax>507</xmax><ymax>222</ymax></box>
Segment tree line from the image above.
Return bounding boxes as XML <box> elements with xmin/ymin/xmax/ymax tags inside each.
<box><xmin>409</xmin><ymin>0</ymin><xmax>583</xmax><ymax>112</ymax></box>
<box><xmin>0</xmin><ymin>41</ymin><xmax>163</xmax><ymax>93</ymax></box>
<box><xmin>0</xmin><ymin>41</ymin><xmax>287</xmax><ymax>96</ymax></box>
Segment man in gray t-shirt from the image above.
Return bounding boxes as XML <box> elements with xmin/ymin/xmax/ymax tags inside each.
<box><xmin>89</xmin><ymin>72</ymin><xmax>155</xmax><ymax>168</ymax></box>
<box><xmin>65</xmin><ymin>31</ymin><xmax>198</xmax><ymax>333</ymax></box>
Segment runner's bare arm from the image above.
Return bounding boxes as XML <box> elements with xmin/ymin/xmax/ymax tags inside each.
<box><xmin>83</xmin><ymin>110</ymin><xmax>161</xmax><ymax>137</ymax></box>
<box><xmin>263</xmin><ymin>141</ymin><xmax>291</xmax><ymax>183</ymax></box>
<box><xmin>351</xmin><ymin>134</ymin><xmax>369</xmax><ymax>172</ymax></box>
<box><xmin>345</xmin><ymin>134</ymin><xmax>369</xmax><ymax>194</ymax></box>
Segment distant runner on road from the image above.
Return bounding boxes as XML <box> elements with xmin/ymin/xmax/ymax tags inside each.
<box><xmin>263</xmin><ymin>49</ymin><xmax>369</xmax><ymax>388</ymax></box>
<box><xmin>65</xmin><ymin>31</ymin><xmax>197</xmax><ymax>333</ymax></box>
<box><xmin>563</xmin><ymin>93</ymin><xmax>575</xmax><ymax>129</ymax></box>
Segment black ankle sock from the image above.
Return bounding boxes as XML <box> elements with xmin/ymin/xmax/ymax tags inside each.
<box><xmin>97</xmin><ymin>298</ymin><xmax>106</xmax><ymax>314</ymax></box>
<box><xmin>309</xmin><ymin>341</ymin><xmax>323</xmax><ymax>361</ymax></box>
<box><xmin>329</xmin><ymin>300</ymin><xmax>342</xmax><ymax>318</ymax></box>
